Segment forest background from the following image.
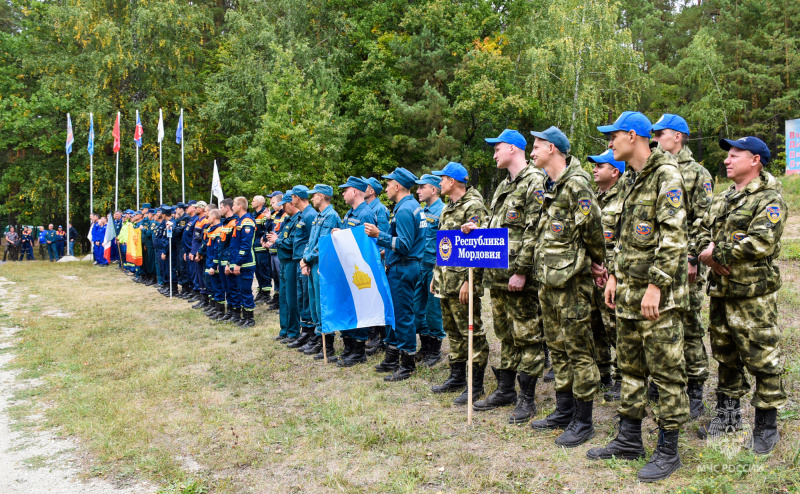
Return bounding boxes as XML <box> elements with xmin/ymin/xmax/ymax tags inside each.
<box><xmin>1</xmin><ymin>0</ymin><xmax>798</xmax><ymax>234</ymax></box>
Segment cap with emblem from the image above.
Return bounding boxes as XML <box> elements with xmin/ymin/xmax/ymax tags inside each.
<box><xmin>652</xmin><ymin>114</ymin><xmax>690</xmax><ymax>135</ymax></box>
<box><xmin>587</xmin><ymin>149</ymin><xmax>626</xmax><ymax>174</ymax></box>
<box><xmin>266</xmin><ymin>190</ymin><xmax>283</xmax><ymax>198</ymax></box>
<box><xmin>363</xmin><ymin>177</ymin><xmax>383</xmax><ymax>194</ymax></box>
<box><xmin>309</xmin><ymin>184</ymin><xmax>334</xmax><ymax>196</ymax></box>
<box><xmin>161</xmin><ymin>205</ymin><xmax>173</xmax><ymax>215</ymax></box>
<box><xmin>291</xmin><ymin>185</ymin><xmax>310</xmax><ymax>199</ymax></box>
<box><xmin>433</xmin><ymin>162</ymin><xmax>469</xmax><ymax>183</ymax></box>
<box><xmin>597</xmin><ymin>111</ymin><xmax>652</xmax><ymax>138</ymax></box>
<box><xmin>530</xmin><ymin>126</ymin><xmax>570</xmax><ymax>154</ymax></box>
<box><xmin>485</xmin><ymin>129</ymin><xmax>527</xmax><ymax>150</ymax></box>
<box><xmin>381</xmin><ymin>167</ymin><xmax>418</xmax><ymax>190</ymax></box>
<box><xmin>719</xmin><ymin>136</ymin><xmax>771</xmax><ymax>164</ymax></box>
<box><xmin>339</xmin><ymin>176</ymin><xmax>368</xmax><ymax>192</ymax></box>
<box><xmin>415</xmin><ymin>174</ymin><xmax>442</xmax><ymax>188</ymax></box>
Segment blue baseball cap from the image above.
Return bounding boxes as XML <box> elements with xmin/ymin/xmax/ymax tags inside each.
<box><xmin>363</xmin><ymin>177</ymin><xmax>383</xmax><ymax>194</ymax></box>
<box><xmin>278</xmin><ymin>190</ymin><xmax>294</xmax><ymax>205</ymax></box>
<box><xmin>340</xmin><ymin>176</ymin><xmax>368</xmax><ymax>192</ymax></box>
<box><xmin>124</xmin><ymin>209</ymin><xmax>134</xmax><ymax>214</ymax></box>
<box><xmin>134</xmin><ymin>210</ymin><xmax>142</xmax><ymax>215</ymax></box>
<box><xmin>161</xmin><ymin>206</ymin><xmax>173</xmax><ymax>215</ymax></box>
<box><xmin>291</xmin><ymin>185</ymin><xmax>309</xmax><ymax>199</ymax></box>
<box><xmin>530</xmin><ymin>126</ymin><xmax>570</xmax><ymax>154</ymax></box>
<box><xmin>141</xmin><ymin>203</ymin><xmax>151</xmax><ymax>209</ymax></box>
<box><xmin>309</xmin><ymin>184</ymin><xmax>334</xmax><ymax>196</ymax></box>
<box><xmin>652</xmin><ymin>114</ymin><xmax>690</xmax><ymax>135</ymax></box>
<box><xmin>485</xmin><ymin>129</ymin><xmax>527</xmax><ymax>150</ymax></box>
<box><xmin>187</xmin><ymin>200</ymin><xmax>197</xmax><ymax>206</ymax></box>
<box><xmin>597</xmin><ymin>111</ymin><xmax>653</xmax><ymax>138</ymax></box>
<box><xmin>433</xmin><ymin>162</ymin><xmax>469</xmax><ymax>183</ymax></box>
<box><xmin>175</xmin><ymin>202</ymin><xmax>186</xmax><ymax>209</ymax></box>
<box><xmin>382</xmin><ymin>167</ymin><xmax>418</xmax><ymax>190</ymax></box>
<box><xmin>719</xmin><ymin>136</ymin><xmax>771</xmax><ymax>164</ymax></box>
<box><xmin>587</xmin><ymin>149</ymin><xmax>625</xmax><ymax>174</ymax></box>
<box><xmin>415</xmin><ymin>174</ymin><xmax>442</xmax><ymax>188</ymax></box>
<box><xmin>266</xmin><ymin>190</ymin><xmax>283</xmax><ymax>198</ymax></box>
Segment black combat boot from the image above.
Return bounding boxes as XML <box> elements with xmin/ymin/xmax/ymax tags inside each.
<box><xmin>385</xmin><ymin>351</ymin><xmax>416</xmax><ymax>382</ymax></box>
<box><xmin>751</xmin><ymin>408</ymin><xmax>780</xmax><ymax>455</ymax></box>
<box><xmin>212</xmin><ymin>304</ymin><xmax>228</xmax><ymax>321</ymax></box>
<box><xmin>603</xmin><ymin>380</ymin><xmax>621</xmax><ymax>402</ymax></box>
<box><xmin>192</xmin><ymin>293</ymin><xmax>208</xmax><ymax>309</ymax></box>
<box><xmin>648</xmin><ymin>380</ymin><xmax>660</xmax><ymax>403</ymax></box>
<box><xmin>298</xmin><ymin>333</ymin><xmax>319</xmax><ymax>353</ymax></box>
<box><xmin>220</xmin><ymin>304</ymin><xmax>235</xmax><ymax>322</ymax></box>
<box><xmin>637</xmin><ymin>428</ymin><xmax>681</xmax><ymax>482</ymax></box>
<box><xmin>239</xmin><ymin>309</ymin><xmax>255</xmax><ymax>327</ymax></box>
<box><xmin>530</xmin><ymin>391</ymin><xmax>575</xmax><ymax>430</ymax></box>
<box><xmin>281</xmin><ymin>335</ymin><xmax>298</xmax><ymax>345</ymax></box>
<box><xmin>374</xmin><ymin>346</ymin><xmax>400</xmax><ymax>373</ymax></box>
<box><xmin>600</xmin><ymin>374</ymin><xmax>613</xmax><ymax>390</ymax></box>
<box><xmin>508</xmin><ymin>372</ymin><xmax>538</xmax><ymax>425</ymax></box>
<box><xmin>304</xmin><ymin>334</ymin><xmax>323</xmax><ymax>355</ymax></box>
<box><xmin>205</xmin><ymin>301</ymin><xmax>221</xmax><ymax>319</ymax></box>
<box><xmin>366</xmin><ymin>327</ymin><xmax>386</xmax><ymax>356</ymax></box>
<box><xmin>314</xmin><ymin>334</ymin><xmax>336</xmax><ymax>361</ymax></box>
<box><xmin>254</xmin><ymin>290</ymin><xmax>266</xmax><ymax>304</ymax></box>
<box><xmin>338</xmin><ymin>340</ymin><xmax>368</xmax><ymax>367</ymax></box>
<box><xmin>267</xmin><ymin>293</ymin><xmax>280</xmax><ymax>310</ymax></box>
<box><xmin>288</xmin><ymin>328</ymin><xmax>312</xmax><ymax>348</ymax></box>
<box><xmin>431</xmin><ymin>361</ymin><xmax>467</xmax><ymax>394</ymax></box>
<box><xmin>473</xmin><ymin>367</ymin><xmax>517</xmax><ymax>411</ymax></box>
<box><xmin>423</xmin><ymin>338</ymin><xmax>442</xmax><ymax>367</ymax></box>
<box><xmin>687</xmin><ymin>383</ymin><xmax>705</xmax><ymax>420</ymax></box>
<box><xmin>554</xmin><ymin>399</ymin><xmax>595</xmax><ymax>447</ymax></box>
<box><xmin>339</xmin><ymin>336</ymin><xmax>354</xmax><ymax>360</ymax></box>
<box><xmin>454</xmin><ymin>366</ymin><xmax>485</xmax><ymax>405</ymax></box>
<box><xmin>587</xmin><ymin>415</ymin><xmax>647</xmax><ymax>460</ymax></box>
<box><xmin>697</xmin><ymin>393</ymin><xmax>741</xmax><ymax>440</ymax></box>
<box><xmin>415</xmin><ymin>335</ymin><xmax>430</xmax><ymax>363</ymax></box>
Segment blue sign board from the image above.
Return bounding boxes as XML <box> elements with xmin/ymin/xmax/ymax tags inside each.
<box><xmin>787</xmin><ymin>118</ymin><xmax>800</xmax><ymax>176</ymax></box>
<box><xmin>436</xmin><ymin>228</ymin><xmax>509</xmax><ymax>269</ymax></box>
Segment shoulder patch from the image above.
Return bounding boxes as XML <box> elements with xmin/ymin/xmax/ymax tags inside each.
<box><xmin>703</xmin><ymin>182</ymin><xmax>713</xmax><ymax>197</ymax></box>
<box><xmin>665</xmin><ymin>188</ymin><xmax>683</xmax><ymax>208</ymax></box>
<box><xmin>731</xmin><ymin>230</ymin><xmax>748</xmax><ymax>242</ymax></box>
<box><xmin>766</xmin><ymin>205</ymin><xmax>781</xmax><ymax>224</ymax></box>
<box><xmin>468</xmin><ymin>215</ymin><xmax>480</xmax><ymax>227</ymax></box>
<box><xmin>533</xmin><ymin>189</ymin><xmax>544</xmax><ymax>204</ymax></box>
<box><xmin>578</xmin><ymin>198</ymin><xmax>592</xmax><ymax>216</ymax></box>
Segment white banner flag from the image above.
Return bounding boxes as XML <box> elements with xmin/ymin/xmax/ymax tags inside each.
<box><xmin>157</xmin><ymin>108</ymin><xmax>164</xmax><ymax>143</ymax></box>
<box><xmin>211</xmin><ymin>160</ymin><xmax>224</xmax><ymax>204</ymax></box>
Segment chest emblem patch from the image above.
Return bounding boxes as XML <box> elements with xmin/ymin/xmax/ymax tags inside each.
<box><xmin>550</xmin><ymin>221</ymin><xmax>564</xmax><ymax>235</ymax></box>
<box><xmin>634</xmin><ymin>221</ymin><xmax>653</xmax><ymax>239</ymax></box>
<box><xmin>766</xmin><ymin>205</ymin><xmax>781</xmax><ymax>224</ymax></box>
<box><xmin>665</xmin><ymin>189</ymin><xmax>683</xmax><ymax>208</ymax></box>
<box><xmin>731</xmin><ymin>230</ymin><xmax>748</xmax><ymax>242</ymax></box>
<box><xmin>506</xmin><ymin>210</ymin><xmax>519</xmax><ymax>221</ymax></box>
<box><xmin>603</xmin><ymin>230</ymin><xmax>614</xmax><ymax>241</ymax></box>
<box><xmin>578</xmin><ymin>199</ymin><xmax>592</xmax><ymax>216</ymax></box>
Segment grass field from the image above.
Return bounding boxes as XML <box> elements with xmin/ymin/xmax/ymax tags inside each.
<box><xmin>0</xmin><ymin>176</ymin><xmax>798</xmax><ymax>493</ymax></box>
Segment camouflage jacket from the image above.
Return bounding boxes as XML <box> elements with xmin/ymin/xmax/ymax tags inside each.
<box><xmin>597</xmin><ymin>176</ymin><xmax>624</xmax><ymax>269</ymax></box>
<box><xmin>432</xmin><ymin>186</ymin><xmax>489</xmax><ymax>298</ymax></box>
<box><xmin>696</xmin><ymin>171</ymin><xmax>786</xmax><ymax>298</ymax></box>
<box><xmin>613</xmin><ymin>144</ymin><xmax>689</xmax><ymax>320</ymax></box>
<box><xmin>534</xmin><ymin>156</ymin><xmax>605</xmax><ymax>288</ymax></box>
<box><xmin>673</xmin><ymin>146</ymin><xmax>713</xmax><ymax>257</ymax></box>
<box><xmin>484</xmin><ymin>164</ymin><xmax>546</xmax><ymax>292</ymax></box>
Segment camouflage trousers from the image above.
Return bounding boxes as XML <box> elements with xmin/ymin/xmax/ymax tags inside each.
<box><xmin>617</xmin><ymin>310</ymin><xmax>689</xmax><ymax>430</ymax></box>
<box><xmin>489</xmin><ymin>289</ymin><xmax>545</xmax><ymax>377</ymax></box>
<box><xmin>591</xmin><ymin>285</ymin><xmax>619</xmax><ymax>381</ymax></box>
<box><xmin>710</xmin><ymin>293</ymin><xmax>786</xmax><ymax>409</ymax></box>
<box><xmin>441</xmin><ymin>295</ymin><xmax>488</xmax><ymax>368</ymax></box>
<box><xmin>540</xmin><ymin>275</ymin><xmax>600</xmax><ymax>401</ymax></box>
<box><xmin>681</xmin><ymin>280</ymin><xmax>709</xmax><ymax>385</ymax></box>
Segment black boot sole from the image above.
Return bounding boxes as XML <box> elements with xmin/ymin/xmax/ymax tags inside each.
<box><xmin>638</xmin><ymin>459</ymin><xmax>681</xmax><ymax>483</ymax></box>
<box><xmin>555</xmin><ymin>428</ymin><xmax>595</xmax><ymax>448</ymax></box>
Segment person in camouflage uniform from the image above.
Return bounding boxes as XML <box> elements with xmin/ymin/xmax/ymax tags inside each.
<box><xmin>652</xmin><ymin>114</ymin><xmax>713</xmax><ymax>418</ymax></box>
<box><xmin>587</xmin><ymin>149</ymin><xmax>626</xmax><ymax>401</ymax></box>
<box><xmin>695</xmin><ymin>137</ymin><xmax>787</xmax><ymax>455</ymax></box>
<box><xmin>462</xmin><ymin>129</ymin><xmax>547</xmax><ymax>424</ymax></box>
<box><xmin>587</xmin><ymin>111</ymin><xmax>689</xmax><ymax>483</ymax></box>
<box><xmin>527</xmin><ymin>127</ymin><xmax>605</xmax><ymax>447</ymax></box>
<box><xmin>430</xmin><ymin>162</ymin><xmax>489</xmax><ymax>405</ymax></box>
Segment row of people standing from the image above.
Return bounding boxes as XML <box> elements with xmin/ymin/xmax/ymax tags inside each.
<box><xmin>3</xmin><ymin>224</ymin><xmax>76</xmax><ymax>262</ymax></box>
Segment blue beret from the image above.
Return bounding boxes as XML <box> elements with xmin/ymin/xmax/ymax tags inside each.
<box><xmin>432</xmin><ymin>162</ymin><xmax>469</xmax><ymax>183</ymax></box>
<box><xmin>309</xmin><ymin>184</ymin><xmax>334</xmax><ymax>196</ymax></box>
<box><xmin>363</xmin><ymin>177</ymin><xmax>383</xmax><ymax>194</ymax></box>
<box><xmin>485</xmin><ymin>129</ymin><xmax>527</xmax><ymax>150</ymax></box>
<box><xmin>531</xmin><ymin>126</ymin><xmax>571</xmax><ymax>154</ymax></box>
<box><xmin>291</xmin><ymin>185</ymin><xmax>309</xmax><ymax>199</ymax></box>
<box><xmin>382</xmin><ymin>167</ymin><xmax>418</xmax><ymax>190</ymax></box>
<box><xmin>339</xmin><ymin>176</ymin><xmax>368</xmax><ymax>192</ymax></box>
<box><xmin>415</xmin><ymin>174</ymin><xmax>442</xmax><ymax>188</ymax></box>
<box><xmin>598</xmin><ymin>111</ymin><xmax>653</xmax><ymax>138</ymax></box>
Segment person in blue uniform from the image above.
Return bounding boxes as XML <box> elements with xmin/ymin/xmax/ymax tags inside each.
<box><xmin>265</xmin><ymin>192</ymin><xmax>286</xmax><ymax>310</ymax></box>
<box><xmin>189</xmin><ymin>202</ymin><xmax>210</xmax><ymax>307</ymax></box>
<box><xmin>251</xmin><ymin>195</ymin><xmax>273</xmax><ymax>304</ymax></box>
<box><xmin>333</xmin><ymin>177</ymin><xmax>378</xmax><ymax>367</ymax></box>
<box><xmin>158</xmin><ymin>206</ymin><xmax>180</xmax><ymax>295</ymax></box>
<box><xmin>203</xmin><ymin>209</ymin><xmax>225</xmax><ymax>318</ymax></box>
<box><xmin>152</xmin><ymin>207</ymin><xmax>166</xmax><ymax>290</ymax></box>
<box><xmin>296</xmin><ymin>185</ymin><xmax>342</xmax><ymax>356</ymax></box>
<box><xmin>413</xmin><ymin>173</ymin><xmax>445</xmax><ymax>367</ymax></box>
<box><xmin>55</xmin><ymin>225</ymin><xmax>66</xmax><ymax>259</ymax></box>
<box><xmin>177</xmin><ymin>201</ymin><xmax>196</xmax><ymax>298</ymax></box>
<box><xmin>229</xmin><ymin>196</ymin><xmax>258</xmax><ymax>327</ymax></box>
<box><xmin>267</xmin><ymin>191</ymin><xmax>301</xmax><ymax>342</ymax></box>
<box><xmin>217</xmin><ymin>199</ymin><xmax>241</xmax><ymax>323</ymax></box>
<box><xmin>38</xmin><ymin>226</ymin><xmax>47</xmax><ymax>260</ymax></box>
<box><xmin>363</xmin><ymin>176</ymin><xmax>392</xmax><ymax>355</ymax></box>
<box><xmin>291</xmin><ymin>185</ymin><xmax>318</xmax><ymax>339</ymax></box>
<box><xmin>18</xmin><ymin>227</ymin><xmax>34</xmax><ymax>261</ymax></box>
<box><xmin>365</xmin><ymin>167</ymin><xmax>426</xmax><ymax>382</ymax></box>
<box><xmin>91</xmin><ymin>219</ymin><xmax>107</xmax><ymax>265</ymax></box>
<box><xmin>110</xmin><ymin>211</ymin><xmax>123</xmax><ymax>265</ymax></box>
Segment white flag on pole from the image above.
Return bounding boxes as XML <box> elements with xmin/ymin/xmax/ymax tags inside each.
<box><xmin>157</xmin><ymin>109</ymin><xmax>164</xmax><ymax>143</ymax></box>
<box><xmin>211</xmin><ymin>160</ymin><xmax>224</xmax><ymax>204</ymax></box>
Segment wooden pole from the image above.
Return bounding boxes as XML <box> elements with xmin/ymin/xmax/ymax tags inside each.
<box><xmin>323</xmin><ymin>334</ymin><xmax>328</xmax><ymax>364</ymax></box>
<box><xmin>467</xmin><ymin>267</ymin><xmax>474</xmax><ymax>425</ymax></box>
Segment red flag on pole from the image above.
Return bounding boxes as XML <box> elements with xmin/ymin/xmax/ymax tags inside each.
<box><xmin>112</xmin><ymin>113</ymin><xmax>121</xmax><ymax>153</ymax></box>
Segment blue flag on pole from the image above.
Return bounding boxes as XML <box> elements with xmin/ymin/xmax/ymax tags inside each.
<box><xmin>66</xmin><ymin>114</ymin><xmax>74</xmax><ymax>155</ymax></box>
<box><xmin>87</xmin><ymin>114</ymin><xmax>94</xmax><ymax>155</ymax></box>
<box><xmin>318</xmin><ymin>225</ymin><xmax>395</xmax><ymax>333</ymax></box>
<box><xmin>175</xmin><ymin>112</ymin><xmax>183</xmax><ymax>144</ymax></box>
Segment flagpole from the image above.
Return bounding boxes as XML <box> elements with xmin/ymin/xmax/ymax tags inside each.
<box><xmin>467</xmin><ymin>267</ymin><xmax>474</xmax><ymax>426</ymax></box>
<box><xmin>210</xmin><ymin>160</ymin><xmax>215</xmax><ymax>204</ymax></box>
<box><xmin>136</xmin><ymin>110</ymin><xmax>140</xmax><ymax>210</ymax></box>
<box><xmin>180</xmin><ymin>108</ymin><xmax>185</xmax><ymax>203</ymax></box>
<box><xmin>115</xmin><ymin>111</ymin><xmax>120</xmax><ymax>212</ymax></box>
<box><xmin>89</xmin><ymin>112</ymin><xmax>93</xmax><ymax>215</ymax></box>
<box><xmin>66</xmin><ymin>114</ymin><xmax>70</xmax><ymax>255</ymax></box>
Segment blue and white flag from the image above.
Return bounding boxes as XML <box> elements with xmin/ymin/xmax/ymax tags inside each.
<box><xmin>175</xmin><ymin>110</ymin><xmax>183</xmax><ymax>144</ymax></box>
<box><xmin>318</xmin><ymin>225</ymin><xmax>395</xmax><ymax>333</ymax></box>
<box><xmin>87</xmin><ymin>113</ymin><xmax>94</xmax><ymax>155</ymax></box>
<box><xmin>65</xmin><ymin>113</ymin><xmax>74</xmax><ymax>154</ymax></box>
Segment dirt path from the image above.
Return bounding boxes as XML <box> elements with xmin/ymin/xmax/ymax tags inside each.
<box><xmin>0</xmin><ymin>278</ymin><xmax>154</xmax><ymax>494</ymax></box>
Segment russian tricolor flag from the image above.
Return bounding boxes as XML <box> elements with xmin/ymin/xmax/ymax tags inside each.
<box><xmin>103</xmin><ymin>213</ymin><xmax>117</xmax><ymax>262</ymax></box>
<box><xmin>134</xmin><ymin>110</ymin><xmax>143</xmax><ymax>147</ymax></box>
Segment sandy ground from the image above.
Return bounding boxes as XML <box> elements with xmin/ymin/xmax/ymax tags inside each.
<box><xmin>0</xmin><ymin>278</ymin><xmax>155</xmax><ymax>494</ymax></box>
